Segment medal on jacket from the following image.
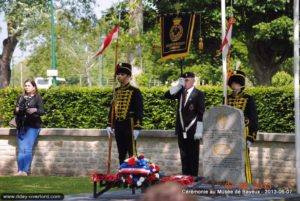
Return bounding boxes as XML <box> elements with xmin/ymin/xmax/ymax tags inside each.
<box><xmin>189</xmin><ymin>104</ymin><xmax>194</xmax><ymax>111</ymax></box>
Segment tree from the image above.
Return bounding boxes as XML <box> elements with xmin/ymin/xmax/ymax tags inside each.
<box><xmin>0</xmin><ymin>1</ymin><xmax>47</xmax><ymax>88</ymax></box>
<box><xmin>128</xmin><ymin>0</ymin><xmax>143</xmax><ymax>64</ymax></box>
<box><xmin>26</xmin><ymin>12</ymin><xmax>100</xmax><ymax>86</ymax></box>
<box><xmin>0</xmin><ymin>0</ymin><xmax>96</xmax><ymax>88</ymax></box>
<box><xmin>146</xmin><ymin>0</ymin><xmax>294</xmax><ymax>85</ymax></box>
<box><xmin>5</xmin><ymin>1</ymin><xmax>292</xmax><ymax>87</ymax></box>
<box><xmin>140</xmin><ymin>0</ymin><xmax>249</xmax><ymax>84</ymax></box>
<box><xmin>234</xmin><ymin>0</ymin><xmax>293</xmax><ymax>85</ymax></box>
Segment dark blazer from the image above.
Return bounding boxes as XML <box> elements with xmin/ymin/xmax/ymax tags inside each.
<box><xmin>165</xmin><ymin>87</ymin><xmax>205</xmax><ymax>139</ymax></box>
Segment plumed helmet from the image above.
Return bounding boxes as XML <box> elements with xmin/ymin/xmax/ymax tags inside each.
<box><xmin>116</xmin><ymin>63</ymin><xmax>132</xmax><ymax>76</ymax></box>
<box><xmin>227</xmin><ymin>70</ymin><xmax>246</xmax><ymax>87</ymax></box>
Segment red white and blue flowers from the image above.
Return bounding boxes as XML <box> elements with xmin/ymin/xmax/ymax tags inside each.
<box><xmin>118</xmin><ymin>155</ymin><xmax>160</xmax><ymax>187</ymax></box>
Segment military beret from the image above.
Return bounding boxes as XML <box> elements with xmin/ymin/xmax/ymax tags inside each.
<box><xmin>181</xmin><ymin>72</ymin><xmax>195</xmax><ymax>78</ymax></box>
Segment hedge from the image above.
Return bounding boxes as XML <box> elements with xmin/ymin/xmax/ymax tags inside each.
<box><xmin>0</xmin><ymin>86</ymin><xmax>295</xmax><ymax>133</ymax></box>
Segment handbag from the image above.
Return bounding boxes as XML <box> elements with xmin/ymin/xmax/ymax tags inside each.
<box><xmin>9</xmin><ymin>117</ymin><xmax>17</xmax><ymax>127</ymax></box>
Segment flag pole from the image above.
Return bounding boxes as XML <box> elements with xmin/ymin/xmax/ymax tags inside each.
<box><xmin>180</xmin><ymin>58</ymin><xmax>184</xmax><ymax>76</ymax></box>
<box><xmin>293</xmin><ymin>0</ymin><xmax>300</xmax><ymax>193</ymax></box>
<box><xmin>91</xmin><ymin>24</ymin><xmax>120</xmax><ymax>174</ymax></box>
<box><xmin>221</xmin><ymin>0</ymin><xmax>227</xmax><ymax>105</ymax></box>
<box><xmin>50</xmin><ymin>0</ymin><xmax>57</xmax><ymax>86</ymax></box>
<box><xmin>107</xmin><ymin>26</ymin><xmax>119</xmax><ymax>175</ymax></box>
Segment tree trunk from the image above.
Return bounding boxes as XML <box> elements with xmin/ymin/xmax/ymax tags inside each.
<box><xmin>86</xmin><ymin>68</ymin><xmax>92</xmax><ymax>86</ymax></box>
<box><xmin>250</xmin><ymin>62</ymin><xmax>276</xmax><ymax>86</ymax></box>
<box><xmin>0</xmin><ymin>34</ymin><xmax>19</xmax><ymax>89</ymax></box>
<box><xmin>128</xmin><ymin>0</ymin><xmax>143</xmax><ymax>64</ymax></box>
<box><xmin>84</xmin><ymin>56</ymin><xmax>93</xmax><ymax>86</ymax></box>
<box><xmin>247</xmin><ymin>40</ymin><xmax>291</xmax><ymax>86</ymax></box>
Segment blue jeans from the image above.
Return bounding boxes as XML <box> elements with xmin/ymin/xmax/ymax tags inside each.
<box><xmin>17</xmin><ymin>127</ymin><xmax>40</xmax><ymax>172</ymax></box>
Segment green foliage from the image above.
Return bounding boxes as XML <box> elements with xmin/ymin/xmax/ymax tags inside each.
<box><xmin>280</xmin><ymin>58</ymin><xmax>293</xmax><ymax>75</ymax></box>
<box><xmin>0</xmin><ymin>86</ymin><xmax>296</xmax><ymax>133</ymax></box>
<box><xmin>41</xmin><ymin>87</ymin><xmax>112</xmax><ymax>128</ymax></box>
<box><xmin>272</xmin><ymin>71</ymin><xmax>293</xmax><ymax>87</ymax></box>
<box><xmin>26</xmin><ymin>10</ymin><xmax>100</xmax><ymax>86</ymax></box>
<box><xmin>3</xmin><ymin>0</ymin><xmax>295</xmax><ymax>88</ymax></box>
<box><xmin>249</xmin><ymin>86</ymin><xmax>294</xmax><ymax>133</ymax></box>
<box><xmin>253</xmin><ymin>16</ymin><xmax>293</xmax><ymax>41</ymax></box>
<box><xmin>144</xmin><ymin>0</ymin><xmax>294</xmax><ymax>85</ymax></box>
<box><xmin>0</xmin><ymin>87</ymin><xmax>21</xmax><ymax>126</ymax></box>
<box><xmin>233</xmin><ymin>0</ymin><xmax>293</xmax><ymax>85</ymax></box>
<box><xmin>135</xmin><ymin>74</ymin><xmax>151</xmax><ymax>86</ymax></box>
<box><xmin>0</xmin><ymin>1</ymin><xmax>49</xmax><ymax>36</ymax></box>
<box><xmin>142</xmin><ymin>87</ymin><xmax>176</xmax><ymax>129</ymax></box>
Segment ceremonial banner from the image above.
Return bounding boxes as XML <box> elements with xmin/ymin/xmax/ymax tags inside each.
<box><xmin>217</xmin><ymin>15</ymin><xmax>234</xmax><ymax>71</ymax></box>
<box><xmin>93</xmin><ymin>24</ymin><xmax>120</xmax><ymax>57</ymax></box>
<box><xmin>160</xmin><ymin>13</ymin><xmax>195</xmax><ymax>60</ymax></box>
<box><xmin>218</xmin><ymin>15</ymin><xmax>234</xmax><ymax>58</ymax></box>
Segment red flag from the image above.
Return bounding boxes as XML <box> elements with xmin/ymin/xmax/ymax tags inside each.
<box><xmin>94</xmin><ymin>25</ymin><xmax>120</xmax><ymax>57</ymax></box>
<box><xmin>217</xmin><ymin>16</ymin><xmax>234</xmax><ymax>57</ymax></box>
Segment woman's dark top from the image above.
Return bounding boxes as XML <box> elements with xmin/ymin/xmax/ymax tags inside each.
<box><xmin>14</xmin><ymin>94</ymin><xmax>45</xmax><ymax>128</ymax></box>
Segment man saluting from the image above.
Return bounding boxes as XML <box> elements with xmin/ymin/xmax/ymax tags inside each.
<box><xmin>165</xmin><ymin>72</ymin><xmax>205</xmax><ymax>176</ymax></box>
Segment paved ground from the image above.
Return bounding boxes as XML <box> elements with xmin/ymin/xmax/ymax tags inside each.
<box><xmin>61</xmin><ymin>190</ymin><xmax>300</xmax><ymax>201</ymax></box>
<box><xmin>4</xmin><ymin>190</ymin><xmax>300</xmax><ymax>201</ymax></box>
<box><xmin>3</xmin><ymin>187</ymin><xmax>299</xmax><ymax>201</ymax></box>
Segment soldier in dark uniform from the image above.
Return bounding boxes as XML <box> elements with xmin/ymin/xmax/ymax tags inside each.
<box><xmin>106</xmin><ymin>63</ymin><xmax>143</xmax><ymax>165</ymax></box>
<box><xmin>227</xmin><ymin>70</ymin><xmax>258</xmax><ymax>184</ymax></box>
<box><xmin>165</xmin><ymin>72</ymin><xmax>205</xmax><ymax>176</ymax></box>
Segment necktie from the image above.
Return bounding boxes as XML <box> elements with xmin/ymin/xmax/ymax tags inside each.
<box><xmin>182</xmin><ymin>89</ymin><xmax>188</xmax><ymax>106</ymax></box>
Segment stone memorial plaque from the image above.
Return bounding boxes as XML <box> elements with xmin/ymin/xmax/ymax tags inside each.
<box><xmin>203</xmin><ymin>105</ymin><xmax>246</xmax><ymax>184</ymax></box>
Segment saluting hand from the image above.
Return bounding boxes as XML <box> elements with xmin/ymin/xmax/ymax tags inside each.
<box><xmin>170</xmin><ymin>78</ymin><xmax>185</xmax><ymax>95</ymax></box>
<box><xmin>178</xmin><ymin>77</ymin><xmax>185</xmax><ymax>87</ymax></box>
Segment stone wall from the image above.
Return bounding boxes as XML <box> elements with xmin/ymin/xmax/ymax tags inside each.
<box><xmin>0</xmin><ymin>128</ymin><xmax>296</xmax><ymax>188</ymax></box>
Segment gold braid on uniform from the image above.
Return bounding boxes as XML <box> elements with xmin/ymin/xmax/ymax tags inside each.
<box><xmin>115</xmin><ymin>85</ymin><xmax>133</xmax><ymax>121</ymax></box>
<box><xmin>228</xmin><ymin>92</ymin><xmax>247</xmax><ymax>112</ymax></box>
<box><xmin>227</xmin><ymin>92</ymin><xmax>255</xmax><ymax>141</ymax></box>
<box><xmin>228</xmin><ymin>92</ymin><xmax>252</xmax><ymax>184</ymax></box>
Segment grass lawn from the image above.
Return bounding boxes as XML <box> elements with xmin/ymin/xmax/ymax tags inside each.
<box><xmin>0</xmin><ymin>176</ymin><xmax>94</xmax><ymax>195</ymax></box>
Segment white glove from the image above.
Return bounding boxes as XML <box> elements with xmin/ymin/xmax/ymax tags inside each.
<box><xmin>106</xmin><ymin>127</ymin><xmax>114</xmax><ymax>137</ymax></box>
<box><xmin>194</xmin><ymin>122</ymin><xmax>203</xmax><ymax>140</ymax></box>
<box><xmin>170</xmin><ymin>78</ymin><xmax>185</xmax><ymax>95</ymax></box>
<box><xmin>178</xmin><ymin>77</ymin><xmax>185</xmax><ymax>87</ymax></box>
<box><xmin>247</xmin><ymin>140</ymin><xmax>252</xmax><ymax>148</ymax></box>
<box><xmin>133</xmin><ymin>130</ymin><xmax>140</xmax><ymax>140</ymax></box>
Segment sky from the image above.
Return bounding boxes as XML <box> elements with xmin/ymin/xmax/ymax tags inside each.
<box><xmin>0</xmin><ymin>0</ymin><xmax>120</xmax><ymax>62</ymax></box>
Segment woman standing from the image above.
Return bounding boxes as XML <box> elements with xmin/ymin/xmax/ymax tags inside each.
<box><xmin>14</xmin><ymin>79</ymin><xmax>45</xmax><ymax>176</ymax></box>
<box><xmin>227</xmin><ymin>70</ymin><xmax>258</xmax><ymax>184</ymax></box>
